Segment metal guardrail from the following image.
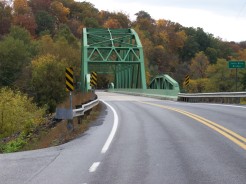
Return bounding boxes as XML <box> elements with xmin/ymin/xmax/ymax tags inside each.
<box><xmin>178</xmin><ymin>92</ymin><xmax>246</xmax><ymax>103</ymax></box>
<box><xmin>73</xmin><ymin>99</ymin><xmax>99</xmax><ymax>117</ymax></box>
<box><xmin>55</xmin><ymin>99</ymin><xmax>99</xmax><ymax>120</ymax></box>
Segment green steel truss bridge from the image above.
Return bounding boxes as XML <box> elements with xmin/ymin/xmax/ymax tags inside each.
<box><xmin>81</xmin><ymin>28</ymin><xmax>147</xmax><ymax>91</ymax></box>
<box><xmin>81</xmin><ymin>28</ymin><xmax>180</xmax><ymax>98</ymax></box>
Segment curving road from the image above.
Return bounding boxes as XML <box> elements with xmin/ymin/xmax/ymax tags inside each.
<box><xmin>0</xmin><ymin>92</ymin><xmax>245</xmax><ymax>184</ymax></box>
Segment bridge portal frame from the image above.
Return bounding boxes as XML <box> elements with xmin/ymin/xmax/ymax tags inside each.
<box><xmin>81</xmin><ymin>28</ymin><xmax>147</xmax><ymax>92</ymax></box>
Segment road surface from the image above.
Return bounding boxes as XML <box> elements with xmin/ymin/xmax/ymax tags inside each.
<box><xmin>0</xmin><ymin>92</ymin><xmax>245</xmax><ymax>184</ymax></box>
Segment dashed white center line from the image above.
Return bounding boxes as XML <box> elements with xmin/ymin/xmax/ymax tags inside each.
<box><xmin>87</xmin><ymin>101</ymin><xmax>119</xmax><ymax>175</ymax></box>
<box><xmin>89</xmin><ymin>162</ymin><xmax>100</xmax><ymax>173</ymax></box>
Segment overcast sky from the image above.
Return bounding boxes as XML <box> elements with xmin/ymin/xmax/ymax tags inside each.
<box><xmin>85</xmin><ymin>0</ymin><xmax>246</xmax><ymax>42</ymax></box>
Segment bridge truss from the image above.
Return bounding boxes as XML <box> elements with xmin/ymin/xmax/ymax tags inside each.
<box><xmin>81</xmin><ymin>28</ymin><xmax>147</xmax><ymax>91</ymax></box>
<box><xmin>149</xmin><ymin>74</ymin><xmax>180</xmax><ymax>91</ymax></box>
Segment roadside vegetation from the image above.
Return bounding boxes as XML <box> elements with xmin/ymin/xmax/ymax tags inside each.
<box><xmin>0</xmin><ymin>0</ymin><xmax>246</xmax><ymax>152</ymax></box>
<box><xmin>0</xmin><ymin>92</ymin><xmax>100</xmax><ymax>153</ymax></box>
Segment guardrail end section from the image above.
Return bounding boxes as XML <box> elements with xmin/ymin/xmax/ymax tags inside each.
<box><xmin>55</xmin><ymin>108</ymin><xmax>73</xmax><ymax>120</ymax></box>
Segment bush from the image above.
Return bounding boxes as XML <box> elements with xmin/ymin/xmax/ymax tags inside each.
<box><xmin>2</xmin><ymin>137</ymin><xmax>27</xmax><ymax>153</ymax></box>
<box><xmin>0</xmin><ymin>87</ymin><xmax>46</xmax><ymax>138</ymax></box>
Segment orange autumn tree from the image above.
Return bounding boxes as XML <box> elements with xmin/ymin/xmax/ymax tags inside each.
<box><xmin>13</xmin><ymin>0</ymin><xmax>36</xmax><ymax>36</ymax></box>
<box><xmin>51</xmin><ymin>1</ymin><xmax>70</xmax><ymax>24</ymax></box>
<box><xmin>103</xmin><ymin>18</ymin><xmax>121</xmax><ymax>28</ymax></box>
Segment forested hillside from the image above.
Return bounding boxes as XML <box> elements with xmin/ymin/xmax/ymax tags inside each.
<box><xmin>1</xmin><ymin>0</ymin><xmax>246</xmax><ymax>110</ymax></box>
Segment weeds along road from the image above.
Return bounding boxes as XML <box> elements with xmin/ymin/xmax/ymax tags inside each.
<box><xmin>0</xmin><ymin>92</ymin><xmax>246</xmax><ymax>184</ymax></box>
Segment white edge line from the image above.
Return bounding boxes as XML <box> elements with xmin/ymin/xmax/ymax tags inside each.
<box><xmin>89</xmin><ymin>162</ymin><xmax>100</xmax><ymax>172</ymax></box>
<box><xmin>100</xmin><ymin>100</ymin><xmax>119</xmax><ymax>154</ymax></box>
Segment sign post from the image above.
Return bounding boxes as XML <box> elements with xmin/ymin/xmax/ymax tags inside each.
<box><xmin>228</xmin><ymin>61</ymin><xmax>245</xmax><ymax>91</ymax></box>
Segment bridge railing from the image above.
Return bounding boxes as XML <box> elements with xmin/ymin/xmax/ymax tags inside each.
<box><xmin>178</xmin><ymin>92</ymin><xmax>246</xmax><ymax>104</ymax></box>
<box><xmin>109</xmin><ymin>89</ymin><xmax>246</xmax><ymax>104</ymax></box>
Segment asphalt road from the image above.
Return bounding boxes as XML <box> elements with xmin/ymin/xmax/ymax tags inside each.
<box><xmin>0</xmin><ymin>92</ymin><xmax>245</xmax><ymax>184</ymax></box>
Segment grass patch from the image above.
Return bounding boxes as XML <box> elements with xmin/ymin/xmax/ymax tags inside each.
<box><xmin>2</xmin><ymin>137</ymin><xmax>27</xmax><ymax>153</ymax></box>
<box><xmin>240</xmin><ymin>97</ymin><xmax>246</xmax><ymax>105</ymax></box>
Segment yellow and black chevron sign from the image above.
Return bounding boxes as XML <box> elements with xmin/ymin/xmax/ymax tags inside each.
<box><xmin>90</xmin><ymin>72</ymin><xmax>97</xmax><ymax>87</ymax></box>
<box><xmin>65</xmin><ymin>67</ymin><xmax>74</xmax><ymax>91</ymax></box>
<box><xmin>185</xmin><ymin>75</ymin><xmax>190</xmax><ymax>86</ymax></box>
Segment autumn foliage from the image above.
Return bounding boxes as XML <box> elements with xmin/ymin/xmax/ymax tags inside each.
<box><xmin>0</xmin><ymin>0</ymin><xmax>246</xmax><ymax>111</ymax></box>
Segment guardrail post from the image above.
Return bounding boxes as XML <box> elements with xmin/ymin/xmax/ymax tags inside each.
<box><xmin>67</xmin><ymin>91</ymin><xmax>74</xmax><ymax>131</ymax></box>
<box><xmin>67</xmin><ymin>119</ymin><xmax>74</xmax><ymax>131</ymax></box>
<box><xmin>77</xmin><ymin>116</ymin><xmax>82</xmax><ymax>124</ymax></box>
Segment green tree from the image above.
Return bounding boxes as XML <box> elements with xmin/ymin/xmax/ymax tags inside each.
<box><xmin>190</xmin><ymin>51</ymin><xmax>209</xmax><ymax>79</ymax></box>
<box><xmin>0</xmin><ymin>2</ymin><xmax>12</xmax><ymax>36</ymax></box>
<box><xmin>8</xmin><ymin>26</ymin><xmax>32</xmax><ymax>45</ymax></box>
<box><xmin>8</xmin><ymin>26</ymin><xmax>39</xmax><ymax>58</ymax></box>
<box><xmin>179</xmin><ymin>35</ymin><xmax>199</xmax><ymax>62</ymax></box>
<box><xmin>174</xmin><ymin>62</ymin><xmax>190</xmax><ymax>88</ymax></box>
<box><xmin>135</xmin><ymin>10</ymin><xmax>153</xmax><ymax>22</ymax></box>
<box><xmin>83</xmin><ymin>17</ymin><xmax>99</xmax><ymax>28</ymax></box>
<box><xmin>0</xmin><ymin>37</ymin><xmax>30</xmax><ymax>86</ymax></box>
<box><xmin>31</xmin><ymin>54</ymin><xmax>67</xmax><ymax>112</ymax></box>
<box><xmin>0</xmin><ymin>26</ymin><xmax>38</xmax><ymax>92</ymax></box>
<box><xmin>238</xmin><ymin>49</ymin><xmax>246</xmax><ymax>90</ymax></box>
<box><xmin>195</xmin><ymin>27</ymin><xmax>211</xmax><ymax>51</ymax></box>
<box><xmin>205</xmin><ymin>59</ymin><xmax>235</xmax><ymax>92</ymax></box>
<box><xmin>35</xmin><ymin>10</ymin><xmax>55</xmax><ymax>35</ymax></box>
<box><xmin>54</xmin><ymin>24</ymin><xmax>78</xmax><ymax>47</ymax></box>
<box><xmin>205</xmin><ymin>47</ymin><xmax>217</xmax><ymax>64</ymax></box>
<box><xmin>134</xmin><ymin>11</ymin><xmax>155</xmax><ymax>37</ymax></box>
<box><xmin>38</xmin><ymin>34</ymin><xmax>80</xmax><ymax>78</ymax></box>
<box><xmin>60</xmin><ymin>0</ymin><xmax>99</xmax><ymax>25</ymax></box>
<box><xmin>216</xmin><ymin>41</ymin><xmax>236</xmax><ymax>60</ymax></box>
<box><xmin>241</xmin><ymin>71</ymin><xmax>246</xmax><ymax>90</ymax></box>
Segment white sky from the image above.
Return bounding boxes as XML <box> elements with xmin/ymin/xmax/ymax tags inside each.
<box><xmin>85</xmin><ymin>0</ymin><xmax>246</xmax><ymax>42</ymax></box>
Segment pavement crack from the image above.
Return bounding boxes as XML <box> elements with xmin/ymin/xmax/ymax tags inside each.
<box><xmin>24</xmin><ymin>152</ymin><xmax>61</xmax><ymax>184</ymax></box>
